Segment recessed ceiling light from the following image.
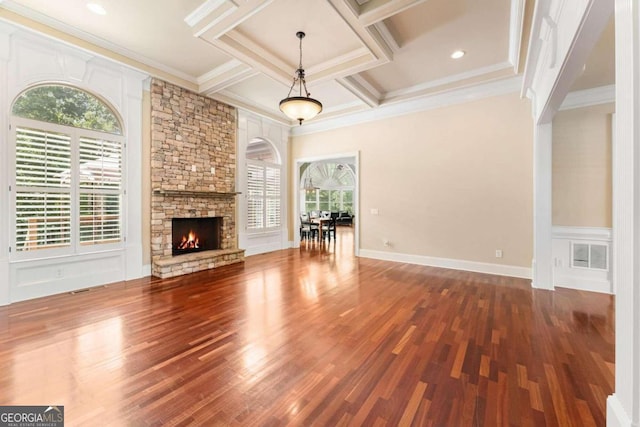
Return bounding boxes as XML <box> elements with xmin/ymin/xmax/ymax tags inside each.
<box><xmin>451</xmin><ymin>50</ymin><xmax>466</xmax><ymax>59</ymax></box>
<box><xmin>86</xmin><ymin>3</ymin><xmax>106</xmax><ymax>15</ymax></box>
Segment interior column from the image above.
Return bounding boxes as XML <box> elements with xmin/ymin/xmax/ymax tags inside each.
<box><xmin>607</xmin><ymin>0</ymin><xmax>640</xmax><ymax>425</ymax></box>
<box><xmin>532</xmin><ymin>121</ymin><xmax>554</xmax><ymax>290</ymax></box>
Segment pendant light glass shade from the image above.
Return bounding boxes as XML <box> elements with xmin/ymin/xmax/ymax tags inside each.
<box><xmin>279</xmin><ymin>32</ymin><xmax>322</xmax><ymax>125</ymax></box>
<box><xmin>279</xmin><ymin>96</ymin><xmax>323</xmax><ymax>124</ymax></box>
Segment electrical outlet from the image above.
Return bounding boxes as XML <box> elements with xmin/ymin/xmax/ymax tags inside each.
<box><xmin>495</xmin><ymin>249</ymin><xmax>503</xmax><ymax>258</ymax></box>
<box><xmin>383</xmin><ymin>239</ymin><xmax>390</xmax><ymax>247</ymax></box>
<box><xmin>370</xmin><ymin>208</ymin><xmax>379</xmax><ymax>215</ymax></box>
<box><xmin>210</xmin><ymin>167</ymin><xmax>215</xmax><ymax>174</ymax></box>
<box><xmin>191</xmin><ymin>165</ymin><xmax>196</xmax><ymax>172</ymax></box>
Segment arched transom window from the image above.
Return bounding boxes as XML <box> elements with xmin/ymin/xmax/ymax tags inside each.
<box><xmin>11</xmin><ymin>84</ymin><xmax>124</xmax><ymax>255</ymax></box>
<box><xmin>302</xmin><ymin>162</ymin><xmax>355</xmax><ymax>213</ymax></box>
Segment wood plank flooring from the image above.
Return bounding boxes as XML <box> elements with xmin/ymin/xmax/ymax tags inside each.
<box><xmin>0</xmin><ymin>228</ymin><xmax>614</xmax><ymax>426</ymax></box>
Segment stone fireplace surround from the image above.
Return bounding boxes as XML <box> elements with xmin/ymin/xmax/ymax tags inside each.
<box><xmin>150</xmin><ymin>79</ymin><xmax>244</xmax><ymax>278</ymax></box>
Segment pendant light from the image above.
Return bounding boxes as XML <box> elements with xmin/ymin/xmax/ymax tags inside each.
<box><xmin>279</xmin><ymin>31</ymin><xmax>323</xmax><ymax>125</ymax></box>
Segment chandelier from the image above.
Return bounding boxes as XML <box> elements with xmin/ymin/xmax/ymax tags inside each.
<box><xmin>302</xmin><ymin>165</ymin><xmax>319</xmax><ymax>191</ymax></box>
<box><xmin>279</xmin><ymin>31</ymin><xmax>323</xmax><ymax>125</ymax></box>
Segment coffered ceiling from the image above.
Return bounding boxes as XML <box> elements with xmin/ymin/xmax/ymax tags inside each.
<box><xmin>1</xmin><ymin>0</ymin><xmax>532</xmax><ymax>125</ymax></box>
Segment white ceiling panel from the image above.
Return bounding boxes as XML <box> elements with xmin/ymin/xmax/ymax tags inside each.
<box><xmin>236</xmin><ymin>0</ymin><xmax>363</xmax><ymax>69</ymax></box>
<box><xmin>3</xmin><ymin>0</ymin><xmax>613</xmax><ymax>126</ymax></box>
<box><xmin>361</xmin><ymin>0</ymin><xmax>512</xmax><ymax>94</ymax></box>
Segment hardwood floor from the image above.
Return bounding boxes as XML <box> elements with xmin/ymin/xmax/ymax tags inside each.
<box><xmin>0</xmin><ymin>228</ymin><xmax>614</xmax><ymax>426</ymax></box>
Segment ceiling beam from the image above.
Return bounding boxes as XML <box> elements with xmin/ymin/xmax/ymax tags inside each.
<box><xmin>357</xmin><ymin>0</ymin><xmax>429</xmax><ymax>27</ymax></box>
<box><xmin>336</xmin><ymin>75</ymin><xmax>380</xmax><ymax>107</ymax></box>
<box><xmin>197</xmin><ymin>59</ymin><xmax>258</xmax><ymax>95</ymax></box>
<box><xmin>185</xmin><ymin>0</ymin><xmax>273</xmax><ymax>39</ymax></box>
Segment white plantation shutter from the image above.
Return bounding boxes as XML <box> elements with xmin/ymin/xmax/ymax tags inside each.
<box><xmin>15</xmin><ymin>127</ymin><xmax>72</xmax><ymax>251</ymax></box>
<box><xmin>265</xmin><ymin>167</ymin><xmax>280</xmax><ymax>228</ymax></box>
<box><xmin>247</xmin><ymin>163</ymin><xmax>265</xmax><ymax>230</ymax></box>
<box><xmin>246</xmin><ymin>161</ymin><xmax>281</xmax><ymax>231</ymax></box>
<box><xmin>16</xmin><ymin>192</ymin><xmax>71</xmax><ymax>250</ymax></box>
<box><xmin>79</xmin><ymin>136</ymin><xmax>122</xmax><ymax>244</ymax></box>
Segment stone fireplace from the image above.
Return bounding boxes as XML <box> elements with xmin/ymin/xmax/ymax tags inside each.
<box><xmin>150</xmin><ymin>79</ymin><xmax>244</xmax><ymax>278</ymax></box>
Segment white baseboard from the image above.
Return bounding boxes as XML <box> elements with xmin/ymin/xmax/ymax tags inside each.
<box><xmin>607</xmin><ymin>394</ymin><xmax>632</xmax><ymax>427</ymax></box>
<box><xmin>555</xmin><ymin>275</ymin><xmax>612</xmax><ymax>294</ymax></box>
<box><xmin>358</xmin><ymin>249</ymin><xmax>532</xmax><ymax>279</ymax></box>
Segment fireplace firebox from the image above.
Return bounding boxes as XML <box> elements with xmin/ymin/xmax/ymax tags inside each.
<box><xmin>172</xmin><ymin>217</ymin><xmax>222</xmax><ymax>256</ymax></box>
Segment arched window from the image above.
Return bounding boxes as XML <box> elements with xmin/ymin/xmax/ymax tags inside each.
<box><xmin>302</xmin><ymin>162</ymin><xmax>355</xmax><ymax>213</ymax></box>
<box><xmin>11</xmin><ymin>84</ymin><xmax>124</xmax><ymax>255</ymax></box>
<box><xmin>246</xmin><ymin>138</ymin><xmax>281</xmax><ymax>231</ymax></box>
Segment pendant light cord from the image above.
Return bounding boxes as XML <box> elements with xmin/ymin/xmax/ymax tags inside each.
<box><xmin>285</xmin><ymin>33</ymin><xmax>311</xmax><ymax>99</ymax></box>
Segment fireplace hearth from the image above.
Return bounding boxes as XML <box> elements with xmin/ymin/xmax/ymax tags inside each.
<box><xmin>172</xmin><ymin>217</ymin><xmax>222</xmax><ymax>256</ymax></box>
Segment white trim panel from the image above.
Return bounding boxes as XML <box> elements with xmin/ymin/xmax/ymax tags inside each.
<box><xmin>607</xmin><ymin>394</ymin><xmax>633</xmax><ymax>427</ymax></box>
<box><xmin>552</xmin><ymin>226</ymin><xmax>612</xmax><ymax>294</ymax></box>
<box><xmin>9</xmin><ymin>250</ymin><xmax>125</xmax><ymax>302</ymax></box>
<box><xmin>359</xmin><ymin>249</ymin><xmax>532</xmax><ymax>279</ymax></box>
<box><xmin>239</xmin><ymin>230</ymin><xmax>290</xmax><ymax>257</ymax></box>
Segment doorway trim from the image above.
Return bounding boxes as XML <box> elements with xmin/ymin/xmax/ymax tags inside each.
<box><xmin>294</xmin><ymin>151</ymin><xmax>360</xmax><ymax>256</ymax></box>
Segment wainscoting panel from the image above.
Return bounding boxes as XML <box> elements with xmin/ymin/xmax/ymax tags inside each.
<box><xmin>552</xmin><ymin>226</ymin><xmax>612</xmax><ymax>294</ymax></box>
<box><xmin>10</xmin><ymin>251</ymin><xmax>126</xmax><ymax>302</ymax></box>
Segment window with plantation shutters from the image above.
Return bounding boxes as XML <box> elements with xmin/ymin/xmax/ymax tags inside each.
<box><xmin>11</xmin><ymin>85</ymin><xmax>124</xmax><ymax>257</ymax></box>
<box><xmin>79</xmin><ymin>136</ymin><xmax>122</xmax><ymax>245</ymax></box>
<box><xmin>15</xmin><ymin>127</ymin><xmax>72</xmax><ymax>251</ymax></box>
<box><xmin>246</xmin><ymin>138</ymin><xmax>281</xmax><ymax>232</ymax></box>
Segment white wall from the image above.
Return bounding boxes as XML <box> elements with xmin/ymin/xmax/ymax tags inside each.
<box><xmin>0</xmin><ymin>22</ymin><xmax>148</xmax><ymax>304</ymax></box>
<box><xmin>237</xmin><ymin>110</ymin><xmax>290</xmax><ymax>256</ymax></box>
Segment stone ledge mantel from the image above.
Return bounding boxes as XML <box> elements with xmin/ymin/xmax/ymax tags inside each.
<box><xmin>152</xmin><ymin>248</ymin><xmax>245</xmax><ymax>279</ymax></box>
<box><xmin>153</xmin><ymin>189</ymin><xmax>241</xmax><ymax>198</ymax></box>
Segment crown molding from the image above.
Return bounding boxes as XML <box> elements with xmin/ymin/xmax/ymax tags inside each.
<box><xmin>0</xmin><ymin>0</ymin><xmax>197</xmax><ymax>86</ymax></box>
<box><xmin>559</xmin><ymin>84</ymin><xmax>615</xmax><ymax>110</ymax></box>
<box><xmin>508</xmin><ymin>0</ymin><xmax>526</xmax><ymax>72</ymax></box>
<box><xmin>291</xmin><ymin>75</ymin><xmax>523</xmax><ymax>136</ymax></box>
<box><xmin>383</xmin><ymin>61</ymin><xmax>514</xmax><ymax>103</ymax></box>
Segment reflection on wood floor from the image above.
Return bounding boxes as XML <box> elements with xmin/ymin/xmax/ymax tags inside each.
<box><xmin>0</xmin><ymin>226</ymin><xmax>614</xmax><ymax>426</ymax></box>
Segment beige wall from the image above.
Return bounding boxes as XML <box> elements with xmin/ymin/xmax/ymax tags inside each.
<box><xmin>552</xmin><ymin>103</ymin><xmax>613</xmax><ymax>227</ymax></box>
<box><xmin>291</xmin><ymin>92</ymin><xmax>534</xmax><ymax>267</ymax></box>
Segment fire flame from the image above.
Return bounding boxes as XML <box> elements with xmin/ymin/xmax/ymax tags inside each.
<box><xmin>177</xmin><ymin>230</ymin><xmax>200</xmax><ymax>250</ymax></box>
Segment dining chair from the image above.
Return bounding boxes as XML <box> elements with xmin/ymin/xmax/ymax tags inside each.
<box><xmin>321</xmin><ymin>216</ymin><xmax>337</xmax><ymax>241</ymax></box>
<box><xmin>300</xmin><ymin>213</ymin><xmax>318</xmax><ymax>240</ymax></box>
